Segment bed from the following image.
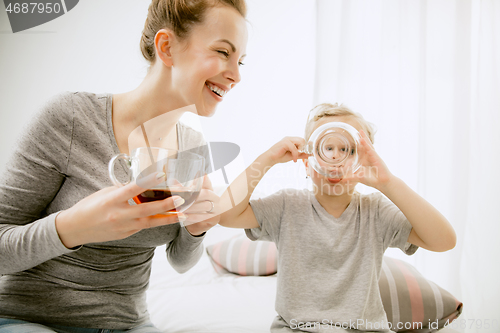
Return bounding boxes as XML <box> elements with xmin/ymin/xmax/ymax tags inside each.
<box><xmin>146</xmin><ymin>224</ymin><xmax>463</xmax><ymax>333</ymax></box>
<box><xmin>146</xmin><ymin>225</ymin><xmax>277</xmax><ymax>332</ymax></box>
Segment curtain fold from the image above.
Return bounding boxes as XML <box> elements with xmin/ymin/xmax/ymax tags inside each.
<box><xmin>315</xmin><ymin>1</ymin><xmax>499</xmax><ymax>330</ymax></box>
<box><xmin>460</xmin><ymin>0</ymin><xmax>500</xmax><ymax>329</ymax></box>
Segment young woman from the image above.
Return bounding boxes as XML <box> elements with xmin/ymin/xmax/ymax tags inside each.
<box><xmin>0</xmin><ymin>0</ymin><xmax>248</xmax><ymax>331</ymax></box>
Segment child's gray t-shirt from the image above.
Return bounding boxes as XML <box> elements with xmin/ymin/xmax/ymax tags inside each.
<box><xmin>246</xmin><ymin>189</ymin><xmax>418</xmax><ymax>332</ymax></box>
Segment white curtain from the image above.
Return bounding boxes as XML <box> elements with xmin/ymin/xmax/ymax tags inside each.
<box><xmin>314</xmin><ymin>0</ymin><xmax>499</xmax><ymax>331</ymax></box>
<box><xmin>1</xmin><ymin>0</ymin><xmax>498</xmax><ymax>329</ymax></box>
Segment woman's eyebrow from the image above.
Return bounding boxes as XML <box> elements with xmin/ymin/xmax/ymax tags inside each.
<box><xmin>216</xmin><ymin>39</ymin><xmax>246</xmax><ymax>57</ymax></box>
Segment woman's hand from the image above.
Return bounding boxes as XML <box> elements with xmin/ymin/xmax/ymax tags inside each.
<box><xmin>263</xmin><ymin>136</ymin><xmax>309</xmax><ymax>165</ymax></box>
<box><xmin>182</xmin><ymin>175</ymin><xmax>220</xmax><ymax>236</ymax></box>
<box><xmin>55</xmin><ymin>172</ymin><xmax>185</xmax><ymax>248</ymax></box>
<box><xmin>344</xmin><ymin>130</ymin><xmax>394</xmax><ymax>190</ymax></box>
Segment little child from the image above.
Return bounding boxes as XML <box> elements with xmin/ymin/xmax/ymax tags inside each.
<box><xmin>219</xmin><ymin>103</ymin><xmax>456</xmax><ymax>333</ymax></box>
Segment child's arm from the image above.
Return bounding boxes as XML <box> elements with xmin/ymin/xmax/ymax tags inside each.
<box><xmin>219</xmin><ymin>137</ymin><xmax>308</xmax><ymax>229</ymax></box>
<box><xmin>349</xmin><ymin>130</ymin><xmax>457</xmax><ymax>252</ymax></box>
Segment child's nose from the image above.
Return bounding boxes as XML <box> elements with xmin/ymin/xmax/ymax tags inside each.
<box><xmin>331</xmin><ymin>147</ymin><xmax>341</xmax><ymax>159</ymax></box>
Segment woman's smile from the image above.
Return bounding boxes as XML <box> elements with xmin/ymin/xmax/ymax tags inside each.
<box><xmin>205</xmin><ymin>81</ymin><xmax>228</xmax><ymax>101</ymax></box>
<box><xmin>163</xmin><ymin>5</ymin><xmax>247</xmax><ymax>117</ymax></box>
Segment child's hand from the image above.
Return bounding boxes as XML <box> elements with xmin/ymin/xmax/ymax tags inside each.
<box><xmin>263</xmin><ymin>137</ymin><xmax>309</xmax><ymax>165</ymax></box>
<box><xmin>344</xmin><ymin>130</ymin><xmax>394</xmax><ymax>190</ymax></box>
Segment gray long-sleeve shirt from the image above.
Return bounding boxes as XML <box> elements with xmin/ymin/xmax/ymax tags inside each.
<box><xmin>0</xmin><ymin>92</ymin><xmax>207</xmax><ymax>329</ymax></box>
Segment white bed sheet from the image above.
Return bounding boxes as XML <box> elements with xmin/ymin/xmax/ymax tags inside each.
<box><xmin>146</xmin><ymin>225</ymin><xmax>278</xmax><ymax>333</ymax></box>
<box><xmin>146</xmin><ymin>225</ymin><xmax>463</xmax><ymax>333</ymax></box>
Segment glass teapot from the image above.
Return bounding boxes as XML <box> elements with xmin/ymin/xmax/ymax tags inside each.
<box><xmin>299</xmin><ymin>122</ymin><xmax>361</xmax><ymax>179</ymax></box>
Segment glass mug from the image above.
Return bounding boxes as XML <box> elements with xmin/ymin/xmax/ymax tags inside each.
<box><xmin>299</xmin><ymin>122</ymin><xmax>361</xmax><ymax>179</ymax></box>
<box><xmin>108</xmin><ymin>147</ymin><xmax>205</xmax><ymax>215</ymax></box>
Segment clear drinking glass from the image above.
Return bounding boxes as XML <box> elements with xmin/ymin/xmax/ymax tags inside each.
<box><xmin>108</xmin><ymin>147</ymin><xmax>205</xmax><ymax>214</ymax></box>
<box><xmin>299</xmin><ymin>122</ymin><xmax>361</xmax><ymax>179</ymax></box>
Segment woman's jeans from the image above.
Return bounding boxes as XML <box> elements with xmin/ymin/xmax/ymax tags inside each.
<box><xmin>0</xmin><ymin>319</ymin><xmax>163</xmax><ymax>333</ymax></box>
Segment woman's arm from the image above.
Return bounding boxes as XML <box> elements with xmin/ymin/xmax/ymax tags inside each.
<box><xmin>0</xmin><ymin>93</ymin><xmax>77</xmax><ymax>274</ymax></box>
<box><xmin>219</xmin><ymin>137</ymin><xmax>308</xmax><ymax>229</ymax></box>
<box><xmin>165</xmin><ymin>175</ymin><xmax>216</xmax><ymax>273</ymax></box>
<box><xmin>165</xmin><ymin>227</ymin><xmax>204</xmax><ymax>273</ymax></box>
<box><xmin>0</xmin><ymin>94</ymin><xmax>184</xmax><ymax>274</ymax></box>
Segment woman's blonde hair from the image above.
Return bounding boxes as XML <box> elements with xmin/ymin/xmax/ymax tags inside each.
<box><xmin>304</xmin><ymin>103</ymin><xmax>377</xmax><ymax>143</ymax></box>
<box><xmin>140</xmin><ymin>0</ymin><xmax>247</xmax><ymax>63</ymax></box>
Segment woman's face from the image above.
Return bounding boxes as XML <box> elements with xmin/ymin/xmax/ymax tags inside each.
<box><xmin>170</xmin><ymin>6</ymin><xmax>248</xmax><ymax>117</ymax></box>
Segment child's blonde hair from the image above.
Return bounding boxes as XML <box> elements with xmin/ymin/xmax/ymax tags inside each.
<box><xmin>304</xmin><ymin>103</ymin><xmax>376</xmax><ymax>143</ymax></box>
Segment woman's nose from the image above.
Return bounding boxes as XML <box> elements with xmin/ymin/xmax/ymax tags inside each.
<box><xmin>224</xmin><ymin>62</ymin><xmax>241</xmax><ymax>88</ymax></box>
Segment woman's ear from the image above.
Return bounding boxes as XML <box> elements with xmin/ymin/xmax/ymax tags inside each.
<box><xmin>155</xmin><ymin>29</ymin><xmax>175</xmax><ymax>67</ymax></box>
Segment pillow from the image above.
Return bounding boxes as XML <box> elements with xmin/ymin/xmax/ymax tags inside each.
<box><xmin>206</xmin><ymin>235</ymin><xmax>277</xmax><ymax>276</ymax></box>
<box><xmin>380</xmin><ymin>256</ymin><xmax>463</xmax><ymax>332</ymax></box>
<box><xmin>206</xmin><ymin>236</ymin><xmax>463</xmax><ymax>332</ymax></box>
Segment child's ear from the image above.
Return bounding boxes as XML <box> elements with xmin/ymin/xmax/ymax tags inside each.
<box><xmin>303</xmin><ymin>159</ymin><xmax>311</xmax><ymax>177</ymax></box>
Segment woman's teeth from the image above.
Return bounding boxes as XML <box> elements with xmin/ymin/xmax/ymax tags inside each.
<box><xmin>206</xmin><ymin>82</ymin><xmax>226</xmax><ymax>97</ymax></box>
